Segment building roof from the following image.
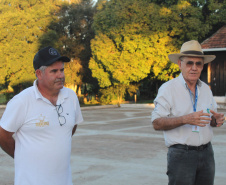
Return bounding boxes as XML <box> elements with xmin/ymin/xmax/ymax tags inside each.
<box><xmin>201</xmin><ymin>25</ymin><xmax>226</xmax><ymax>50</ymax></box>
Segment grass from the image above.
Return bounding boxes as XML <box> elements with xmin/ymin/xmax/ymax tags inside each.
<box><xmin>80</xmin><ymin>99</ymin><xmax>154</xmax><ymax>107</ymax></box>
<box><xmin>80</xmin><ymin>103</ymin><xmax>100</xmax><ymax>107</ymax></box>
<box><xmin>0</xmin><ymin>93</ymin><xmax>154</xmax><ymax>106</ymax></box>
<box><xmin>0</xmin><ymin>94</ymin><xmax>7</xmax><ymax>105</ymax></box>
<box><xmin>123</xmin><ymin>99</ymin><xmax>154</xmax><ymax>104</ymax></box>
<box><xmin>134</xmin><ymin>99</ymin><xmax>154</xmax><ymax>104</ymax></box>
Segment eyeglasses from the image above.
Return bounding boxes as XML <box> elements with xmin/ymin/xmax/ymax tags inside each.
<box><xmin>181</xmin><ymin>60</ymin><xmax>204</xmax><ymax>68</ymax></box>
<box><xmin>56</xmin><ymin>104</ymin><xmax>66</xmax><ymax>126</ymax></box>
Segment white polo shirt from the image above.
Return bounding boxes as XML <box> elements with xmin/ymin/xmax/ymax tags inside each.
<box><xmin>0</xmin><ymin>80</ymin><xmax>83</xmax><ymax>185</ymax></box>
<box><xmin>151</xmin><ymin>73</ymin><xmax>217</xmax><ymax>147</ymax></box>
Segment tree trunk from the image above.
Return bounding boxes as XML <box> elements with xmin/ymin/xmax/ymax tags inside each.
<box><xmin>65</xmin><ymin>84</ymin><xmax>77</xmax><ymax>93</ymax></box>
<box><xmin>134</xmin><ymin>94</ymin><xmax>137</xmax><ymax>103</ymax></box>
<box><xmin>77</xmin><ymin>86</ymin><xmax>81</xmax><ymax>97</ymax></box>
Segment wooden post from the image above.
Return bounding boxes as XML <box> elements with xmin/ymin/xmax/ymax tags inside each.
<box><xmin>207</xmin><ymin>63</ymin><xmax>211</xmax><ymax>89</ymax></box>
<box><xmin>134</xmin><ymin>94</ymin><xmax>137</xmax><ymax>103</ymax></box>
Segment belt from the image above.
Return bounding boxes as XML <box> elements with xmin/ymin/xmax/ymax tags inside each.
<box><xmin>170</xmin><ymin>142</ymin><xmax>211</xmax><ymax>151</ymax></box>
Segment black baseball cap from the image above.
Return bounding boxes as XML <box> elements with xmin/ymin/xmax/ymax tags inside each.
<box><xmin>33</xmin><ymin>46</ymin><xmax>70</xmax><ymax>70</ymax></box>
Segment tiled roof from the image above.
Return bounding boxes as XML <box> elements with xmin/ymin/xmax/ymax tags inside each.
<box><xmin>201</xmin><ymin>25</ymin><xmax>226</xmax><ymax>49</ymax></box>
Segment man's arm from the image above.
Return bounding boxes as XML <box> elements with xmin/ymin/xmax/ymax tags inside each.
<box><xmin>153</xmin><ymin>110</ymin><xmax>211</xmax><ymax>131</ymax></box>
<box><xmin>0</xmin><ymin>126</ymin><xmax>15</xmax><ymax>158</ymax></box>
<box><xmin>72</xmin><ymin>124</ymin><xmax>77</xmax><ymax>136</ymax></box>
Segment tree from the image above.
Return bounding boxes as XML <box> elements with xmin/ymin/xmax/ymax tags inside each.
<box><xmin>90</xmin><ymin>0</ymin><xmax>226</xmax><ymax>103</ymax></box>
<box><xmin>201</xmin><ymin>0</ymin><xmax>226</xmax><ymax>37</ymax></box>
<box><xmin>89</xmin><ymin>0</ymin><xmax>180</xmax><ymax>104</ymax></box>
<box><xmin>0</xmin><ymin>0</ymin><xmax>63</xmax><ymax>91</ymax></box>
<box><xmin>38</xmin><ymin>0</ymin><xmax>96</xmax><ymax>95</ymax></box>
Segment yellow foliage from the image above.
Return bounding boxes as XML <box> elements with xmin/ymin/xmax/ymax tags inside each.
<box><xmin>160</xmin><ymin>7</ymin><xmax>172</xmax><ymax>16</ymax></box>
<box><xmin>178</xmin><ymin>1</ymin><xmax>191</xmax><ymax>9</ymax></box>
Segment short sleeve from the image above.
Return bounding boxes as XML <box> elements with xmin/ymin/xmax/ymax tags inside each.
<box><xmin>0</xmin><ymin>96</ymin><xmax>26</xmax><ymax>132</ymax></box>
<box><xmin>151</xmin><ymin>84</ymin><xmax>172</xmax><ymax>123</ymax></box>
<box><xmin>212</xmin><ymin>96</ymin><xmax>217</xmax><ymax>112</ymax></box>
<box><xmin>73</xmin><ymin>93</ymin><xmax>83</xmax><ymax>125</ymax></box>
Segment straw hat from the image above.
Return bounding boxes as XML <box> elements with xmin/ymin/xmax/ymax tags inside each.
<box><xmin>168</xmin><ymin>40</ymin><xmax>216</xmax><ymax>64</ymax></box>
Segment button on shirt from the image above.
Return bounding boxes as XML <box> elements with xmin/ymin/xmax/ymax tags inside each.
<box><xmin>151</xmin><ymin>73</ymin><xmax>217</xmax><ymax>147</ymax></box>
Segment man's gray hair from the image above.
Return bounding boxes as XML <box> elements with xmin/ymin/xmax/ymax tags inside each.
<box><xmin>35</xmin><ymin>66</ymin><xmax>48</xmax><ymax>78</ymax></box>
<box><xmin>39</xmin><ymin>66</ymin><xmax>48</xmax><ymax>73</ymax></box>
<box><xmin>179</xmin><ymin>56</ymin><xmax>185</xmax><ymax>61</ymax></box>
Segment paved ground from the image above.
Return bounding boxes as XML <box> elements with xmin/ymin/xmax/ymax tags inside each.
<box><xmin>0</xmin><ymin>104</ymin><xmax>226</xmax><ymax>185</ymax></box>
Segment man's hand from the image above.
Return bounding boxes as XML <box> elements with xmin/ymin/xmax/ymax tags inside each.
<box><xmin>183</xmin><ymin>110</ymin><xmax>211</xmax><ymax>127</ymax></box>
<box><xmin>210</xmin><ymin>110</ymin><xmax>225</xmax><ymax>127</ymax></box>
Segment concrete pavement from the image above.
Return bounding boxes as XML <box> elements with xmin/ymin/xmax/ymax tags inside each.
<box><xmin>0</xmin><ymin>104</ymin><xmax>226</xmax><ymax>185</ymax></box>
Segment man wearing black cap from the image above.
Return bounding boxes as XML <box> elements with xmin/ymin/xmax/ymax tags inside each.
<box><xmin>151</xmin><ymin>40</ymin><xmax>225</xmax><ymax>185</ymax></box>
<box><xmin>0</xmin><ymin>46</ymin><xmax>83</xmax><ymax>185</ymax></box>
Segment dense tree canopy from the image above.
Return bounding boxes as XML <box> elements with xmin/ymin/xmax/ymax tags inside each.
<box><xmin>0</xmin><ymin>0</ymin><xmax>64</xmax><ymax>89</ymax></box>
<box><xmin>0</xmin><ymin>0</ymin><xmax>225</xmax><ymax>103</ymax></box>
<box><xmin>90</xmin><ymin>0</ymin><xmax>226</xmax><ymax>88</ymax></box>
<box><xmin>35</xmin><ymin>0</ymin><xmax>96</xmax><ymax>93</ymax></box>
<box><xmin>0</xmin><ymin>0</ymin><xmax>96</xmax><ymax>95</ymax></box>
<box><xmin>90</xmin><ymin>0</ymin><xmax>179</xmax><ymax>89</ymax></box>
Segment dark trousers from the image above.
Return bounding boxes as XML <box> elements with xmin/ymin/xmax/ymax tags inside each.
<box><xmin>167</xmin><ymin>143</ymin><xmax>215</xmax><ymax>185</ymax></box>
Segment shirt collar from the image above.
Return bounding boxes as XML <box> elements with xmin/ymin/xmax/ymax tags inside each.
<box><xmin>178</xmin><ymin>73</ymin><xmax>202</xmax><ymax>90</ymax></box>
<box><xmin>33</xmin><ymin>79</ymin><xmax>69</xmax><ymax>105</ymax></box>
